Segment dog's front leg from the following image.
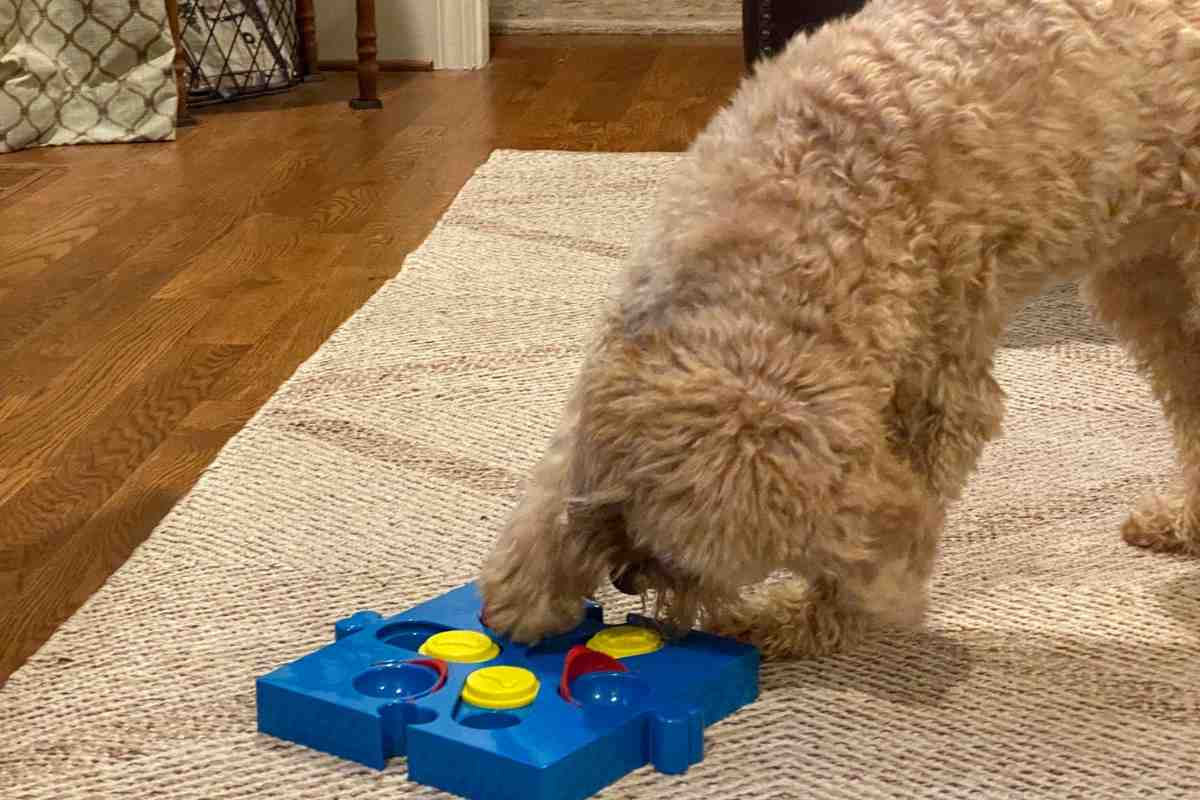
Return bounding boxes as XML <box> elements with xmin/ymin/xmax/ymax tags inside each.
<box><xmin>709</xmin><ymin>455</ymin><xmax>946</xmax><ymax>660</ymax></box>
<box><xmin>478</xmin><ymin>385</ymin><xmax>608</xmax><ymax>643</ymax></box>
<box><xmin>1082</xmin><ymin>253</ymin><xmax>1200</xmax><ymax>556</ymax></box>
<box><xmin>705</xmin><ymin>577</ymin><xmax>870</xmax><ymax>660</ymax></box>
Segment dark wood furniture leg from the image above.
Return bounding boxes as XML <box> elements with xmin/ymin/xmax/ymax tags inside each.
<box><xmin>295</xmin><ymin>0</ymin><xmax>324</xmax><ymax>81</ymax></box>
<box><xmin>350</xmin><ymin>0</ymin><xmax>383</xmax><ymax>109</ymax></box>
<box><xmin>165</xmin><ymin>0</ymin><xmax>195</xmax><ymax>126</ymax></box>
<box><xmin>742</xmin><ymin>0</ymin><xmax>869</xmax><ymax>69</ymax></box>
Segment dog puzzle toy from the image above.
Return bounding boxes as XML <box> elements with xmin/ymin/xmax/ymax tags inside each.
<box><xmin>255</xmin><ymin>582</ymin><xmax>759</xmax><ymax>800</ymax></box>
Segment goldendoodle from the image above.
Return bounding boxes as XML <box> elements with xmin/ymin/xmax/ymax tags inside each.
<box><xmin>479</xmin><ymin>0</ymin><xmax>1200</xmax><ymax>659</ymax></box>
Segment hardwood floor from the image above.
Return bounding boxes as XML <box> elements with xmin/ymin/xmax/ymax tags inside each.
<box><xmin>0</xmin><ymin>35</ymin><xmax>744</xmax><ymax>682</ymax></box>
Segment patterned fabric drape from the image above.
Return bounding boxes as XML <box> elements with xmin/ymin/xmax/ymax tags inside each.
<box><xmin>0</xmin><ymin>0</ymin><xmax>177</xmax><ymax>154</ymax></box>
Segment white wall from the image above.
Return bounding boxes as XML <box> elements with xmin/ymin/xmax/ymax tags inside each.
<box><xmin>314</xmin><ymin>0</ymin><xmax>439</xmax><ymax>64</ymax></box>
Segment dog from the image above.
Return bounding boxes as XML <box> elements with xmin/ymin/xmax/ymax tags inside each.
<box><xmin>478</xmin><ymin>0</ymin><xmax>1200</xmax><ymax>659</ymax></box>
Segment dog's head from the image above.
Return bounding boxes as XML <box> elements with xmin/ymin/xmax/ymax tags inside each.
<box><xmin>564</xmin><ymin>307</ymin><xmax>890</xmax><ymax>632</ymax></box>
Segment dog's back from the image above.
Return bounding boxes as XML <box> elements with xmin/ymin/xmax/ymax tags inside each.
<box><xmin>480</xmin><ymin>0</ymin><xmax>1200</xmax><ymax>653</ymax></box>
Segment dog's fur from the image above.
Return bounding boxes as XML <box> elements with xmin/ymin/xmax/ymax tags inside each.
<box><xmin>478</xmin><ymin>0</ymin><xmax>1200</xmax><ymax>658</ymax></box>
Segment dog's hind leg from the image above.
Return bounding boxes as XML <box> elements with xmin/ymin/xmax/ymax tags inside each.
<box><xmin>1081</xmin><ymin>245</ymin><xmax>1200</xmax><ymax>556</ymax></box>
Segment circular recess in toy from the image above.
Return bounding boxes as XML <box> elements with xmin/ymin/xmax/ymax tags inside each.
<box><xmin>380</xmin><ymin>701</ymin><xmax>438</xmax><ymax>727</ymax></box>
<box><xmin>376</xmin><ymin>621</ymin><xmax>453</xmax><ymax>651</ymax></box>
<box><xmin>524</xmin><ymin>630</ymin><xmax>594</xmax><ymax>670</ymax></box>
<box><xmin>570</xmin><ymin>672</ymin><xmax>651</xmax><ymax>709</ymax></box>
<box><xmin>458</xmin><ymin>711</ymin><xmax>521</xmax><ymax>730</ymax></box>
<box><xmin>418</xmin><ymin>629</ymin><xmax>501</xmax><ymax>663</ymax></box>
<box><xmin>461</xmin><ymin>665</ymin><xmax>540</xmax><ymax>710</ymax></box>
<box><xmin>586</xmin><ymin>625</ymin><xmax>664</xmax><ymax>659</ymax></box>
<box><xmin>353</xmin><ymin>661</ymin><xmax>444</xmax><ymax>700</ymax></box>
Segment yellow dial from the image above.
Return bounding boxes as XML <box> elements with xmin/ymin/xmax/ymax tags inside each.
<box><xmin>418</xmin><ymin>630</ymin><xmax>500</xmax><ymax>663</ymax></box>
<box><xmin>461</xmin><ymin>666</ymin><xmax>540</xmax><ymax>709</ymax></box>
<box><xmin>586</xmin><ymin>625</ymin><xmax>664</xmax><ymax>659</ymax></box>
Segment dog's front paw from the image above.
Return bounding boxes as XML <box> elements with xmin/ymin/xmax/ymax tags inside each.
<box><xmin>481</xmin><ymin>596</ymin><xmax>584</xmax><ymax>644</ymax></box>
<box><xmin>1122</xmin><ymin>492</ymin><xmax>1200</xmax><ymax>556</ymax></box>
<box><xmin>478</xmin><ymin>574</ymin><xmax>585</xmax><ymax>644</ymax></box>
<box><xmin>705</xmin><ymin>582</ymin><xmax>866</xmax><ymax>660</ymax></box>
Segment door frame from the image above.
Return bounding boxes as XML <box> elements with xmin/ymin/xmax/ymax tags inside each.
<box><xmin>435</xmin><ymin>0</ymin><xmax>489</xmax><ymax>69</ymax></box>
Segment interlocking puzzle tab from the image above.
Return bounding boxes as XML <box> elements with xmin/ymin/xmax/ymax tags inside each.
<box><xmin>256</xmin><ymin>583</ymin><xmax>759</xmax><ymax>800</ymax></box>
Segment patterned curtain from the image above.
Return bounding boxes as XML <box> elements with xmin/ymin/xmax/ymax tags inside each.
<box><xmin>0</xmin><ymin>0</ymin><xmax>177</xmax><ymax>155</ymax></box>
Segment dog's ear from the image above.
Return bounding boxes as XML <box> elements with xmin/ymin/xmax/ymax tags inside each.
<box><xmin>567</xmin><ymin>497</ymin><xmax>656</xmax><ymax>597</ymax></box>
<box><xmin>564</xmin><ymin>492</ymin><xmax>628</xmax><ymax>549</ymax></box>
<box><xmin>563</xmin><ymin>396</ymin><xmax>632</xmax><ymax>554</ymax></box>
<box><xmin>563</xmin><ymin>485</ymin><xmax>634</xmax><ymax>583</ymax></box>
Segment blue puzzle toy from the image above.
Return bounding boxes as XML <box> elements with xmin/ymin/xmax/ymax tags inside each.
<box><xmin>256</xmin><ymin>582</ymin><xmax>759</xmax><ymax>800</ymax></box>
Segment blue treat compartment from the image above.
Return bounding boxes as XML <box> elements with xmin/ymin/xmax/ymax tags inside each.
<box><xmin>570</xmin><ymin>671</ymin><xmax>652</xmax><ymax>709</ymax></box>
<box><xmin>353</xmin><ymin>660</ymin><xmax>443</xmax><ymax>699</ymax></box>
<box><xmin>375</xmin><ymin>621</ymin><xmax>454</xmax><ymax>651</ymax></box>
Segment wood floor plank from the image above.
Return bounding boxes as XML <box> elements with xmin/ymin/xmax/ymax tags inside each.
<box><xmin>0</xmin><ymin>299</ymin><xmax>214</xmax><ymax>465</ymax></box>
<box><xmin>0</xmin><ymin>35</ymin><xmax>744</xmax><ymax>681</ymax></box>
<box><xmin>0</xmin><ymin>198</ymin><xmax>181</xmax><ymax>368</ymax></box>
<box><xmin>0</xmin><ymin>162</ymin><xmax>66</xmax><ymax>204</ymax></box>
<box><xmin>0</xmin><ymin>202</ymin><xmax>125</xmax><ymax>285</ymax></box>
<box><xmin>253</xmin><ymin>81</ymin><xmax>442</xmax><ymax>225</ymax></box>
<box><xmin>208</xmin><ymin>269</ymin><xmax>385</xmax><ymax>406</ymax></box>
<box><xmin>304</xmin><ymin>181</ymin><xmax>390</xmax><ymax>234</ymax></box>
<box><xmin>4</xmin><ymin>217</ymin><xmax>223</xmax><ymax>369</ymax></box>
<box><xmin>1</xmin><ymin>140</ymin><xmax>353</xmax><ymax>375</ymax></box>
<box><xmin>356</xmin><ymin>67</ymin><xmax>552</xmax><ymax>252</ymax></box>
<box><xmin>570</xmin><ymin>44</ymin><xmax>660</xmax><ymax>124</ymax></box>
<box><xmin>179</xmin><ymin>398</ymin><xmax>264</xmax><ymax>435</ymax></box>
<box><xmin>187</xmin><ymin>280</ymin><xmax>312</xmax><ymax>347</ymax></box>
<box><xmin>0</xmin><ymin>466</ymin><xmax>38</xmax><ymax>506</ymax></box>
<box><xmin>0</xmin><ymin>392</ymin><xmax>25</xmax><ymax>425</ymax></box>
<box><xmin>0</xmin><ymin>181</ymin><xmax>121</xmax><ymax>234</ymax></box>
<box><xmin>0</xmin><ymin>193</ymin><xmax>130</xmax><ymax>282</ymax></box>
<box><xmin>0</xmin><ymin>342</ymin><xmax>248</xmax><ymax>595</ymax></box>
<box><xmin>155</xmin><ymin>214</ymin><xmax>353</xmax><ymax>300</ymax></box>
<box><xmin>0</xmin><ymin>429</ymin><xmax>231</xmax><ymax>677</ymax></box>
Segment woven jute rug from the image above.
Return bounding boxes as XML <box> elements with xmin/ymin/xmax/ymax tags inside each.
<box><xmin>4</xmin><ymin>151</ymin><xmax>1199</xmax><ymax>798</ymax></box>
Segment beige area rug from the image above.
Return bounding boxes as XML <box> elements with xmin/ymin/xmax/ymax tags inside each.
<box><xmin>5</xmin><ymin>150</ymin><xmax>1200</xmax><ymax>797</ymax></box>
<box><xmin>491</xmin><ymin>1</ymin><xmax>741</xmax><ymax>33</ymax></box>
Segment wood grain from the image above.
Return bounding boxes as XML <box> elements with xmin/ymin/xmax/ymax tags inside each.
<box><xmin>0</xmin><ymin>466</ymin><xmax>38</xmax><ymax>506</ymax></box>
<box><xmin>0</xmin><ymin>195</ymin><xmax>131</xmax><ymax>284</ymax></box>
<box><xmin>0</xmin><ymin>300</ymin><xmax>213</xmax><ymax>461</ymax></box>
<box><xmin>0</xmin><ymin>35</ymin><xmax>742</xmax><ymax>681</ymax></box>
<box><xmin>0</xmin><ymin>341</ymin><xmax>245</xmax><ymax>576</ymax></box>
<box><xmin>0</xmin><ymin>343</ymin><xmax>248</xmax><ymax>670</ymax></box>
<box><xmin>0</xmin><ymin>163</ymin><xmax>64</xmax><ymax>202</ymax></box>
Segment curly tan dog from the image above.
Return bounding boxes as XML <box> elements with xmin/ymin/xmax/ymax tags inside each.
<box><xmin>479</xmin><ymin>0</ymin><xmax>1200</xmax><ymax>659</ymax></box>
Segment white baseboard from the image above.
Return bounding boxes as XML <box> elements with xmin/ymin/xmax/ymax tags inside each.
<box><xmin>436</xmin><ymin>0</ymin><xmax>490</xmax><ymax>69</ymax></box>
<box><xmin>491</xmin><ymin>16</ymin><xmax>742</xmax><ymax>34</ymax></box>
